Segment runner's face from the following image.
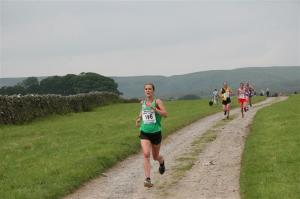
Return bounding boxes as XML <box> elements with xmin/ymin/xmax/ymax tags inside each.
<box><xmin>144</xmin><ymin>85</ymin><xmax>154</xmax><ymax>98</ymax></box>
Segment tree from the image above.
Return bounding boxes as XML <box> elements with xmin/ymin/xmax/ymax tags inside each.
<box><xmin>73</xmin><ymin>72</ymin><xmax>120</xmax><ymax>94</ymax></box>
<box><xmin>18</xmin><ymin>77</ymin><xmax>40</xmax><ymax>94</ymax></box>
<box><xmin>19</xmin><ymin>77</ymin><xmax>39</xmax><ymax>89</ymax></box>
<box><xmin>39</xmin><ymin>76</ymin><xmax>65</xmax><ymax>94</ymax></box>
<box><xmin>1</xmin><ymin>72</ymin><xmax>121</xmax><ymax>96</ymax></box>
<box><xmin>39</xmin><ymin>72</ymin><xmax>121</xmax><ymax>95</ymax></box>
<box><xmin>0</xmin><ymin>85</ymin><xmax>25</xmax><ymax>95</ymax></box>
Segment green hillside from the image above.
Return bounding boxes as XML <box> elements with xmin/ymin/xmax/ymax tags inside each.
<box><xmin>1</xmin><ymin>66</ymin><xmax>299</xmax><ymax>98</ymax></box>
<box><xmin>112</xmin><ymin>66</ymin><xmax>300</xmax><ymax>98</ymax></box>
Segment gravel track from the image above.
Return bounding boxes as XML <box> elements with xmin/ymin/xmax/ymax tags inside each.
<box><xmin>65</xmin><ymin>97</ymin><xmax>287</xmax><ymax>199</ymax></box>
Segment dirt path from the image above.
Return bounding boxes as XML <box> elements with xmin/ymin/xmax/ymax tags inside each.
<box><xmin>65</xmin><ymin>97</ymin><xmax>287</xmax><ymax>199</ymax></box>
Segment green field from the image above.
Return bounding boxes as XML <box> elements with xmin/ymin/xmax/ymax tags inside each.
<box><xmin>240</xmin><ymin>95</ymin><xmax>300</xmax><ymax>199</ymax></box>
<box><xmin>0</xmin><ymin>96</ymin><xmax>264</xmax><ymax>199</ymax></box>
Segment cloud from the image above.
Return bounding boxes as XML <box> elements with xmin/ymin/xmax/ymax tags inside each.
<box><xmin>1</xmin><ymin>1</ymin><xmax>299</xmax><ymax>77</ymax></box>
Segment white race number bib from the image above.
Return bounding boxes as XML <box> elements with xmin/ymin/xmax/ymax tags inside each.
<box><xmin>142</xmin><ymin>110</ymin><xmax>156</xmax><ymax>124</ymax></box>
<box><xmin>239</xmin><ymin>93</ymin><xmax>246</xmax><ymax>99</ymax></box>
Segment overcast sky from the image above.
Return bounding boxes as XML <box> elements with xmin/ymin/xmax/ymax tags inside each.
<box><xmin>1</xmin><ymin>0</ymin><xmax>299</xmax><ymax>78</ymax></box>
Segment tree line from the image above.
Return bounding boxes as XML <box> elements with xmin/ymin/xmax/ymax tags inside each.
<box><xmin>0</xmin><ymin>72</ymin><xmax>121</xmax><ymax>96</ymax></box>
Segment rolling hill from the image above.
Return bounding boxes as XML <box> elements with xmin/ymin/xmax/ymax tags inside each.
<box><xmin>1</xmin><ymin>66</ymin><xmax>299</xmax><ymax>99</ymax></box>
<box><xmin>111</xmin><ymin>66</ymin><xmax>300</xmax><ymax>99</ymax></box>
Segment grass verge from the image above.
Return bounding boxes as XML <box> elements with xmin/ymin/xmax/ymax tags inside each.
<box><xmin>0</xmin><ymin>96</ymin><xmax>264</xmax><ymax>199</ymax></box>
<box><xmin>240</xmin><ymin>95</ymin><xmax>300</xmax><ymax>199</ymax></box>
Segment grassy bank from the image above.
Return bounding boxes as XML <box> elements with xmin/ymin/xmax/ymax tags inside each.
<box><xmin>0</xmin><ymin>96</ymin><xmax>265</xmax><ymax>199</ymax></box>
<box><xmin>240</xmin><ymin>95</ymin><xmax>300</xmax><ymax>199</ymax></box>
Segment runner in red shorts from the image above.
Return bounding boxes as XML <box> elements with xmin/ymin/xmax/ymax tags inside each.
<box><xmin>237</xmin><ymin>82</ymin><xmax>247</xmax><ymax>118</ymax></box>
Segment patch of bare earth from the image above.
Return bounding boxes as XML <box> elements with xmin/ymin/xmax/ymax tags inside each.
<box><xmin>65</xmin><ymin>97</ymin><xmax>287</xmax><ymax>199</ymax></box>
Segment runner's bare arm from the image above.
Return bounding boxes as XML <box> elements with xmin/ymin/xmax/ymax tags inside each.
<box><xmin>153</xmin><ymin>99</ymin><xmax>168</xmax><ymax>117</ymax></box>
<box><xmin>135</xmin><ymin>112</ymin><xmax>142</xmax><ymax>127</ymax></box>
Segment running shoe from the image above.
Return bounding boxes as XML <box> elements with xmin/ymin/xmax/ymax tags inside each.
<box><xmin>159</xmin><ymin>161</ymin><xmax>165</xmax><ymax>175</ymax></box>
<box><xmin>144</xmin><ymin>178</ymin><xmax>153</xmax><ymax>188</ymax></box>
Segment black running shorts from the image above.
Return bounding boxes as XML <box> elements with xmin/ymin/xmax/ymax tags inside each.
<box><xmin>139</xmin><ymin>131</ymin><xmax>162</xmax><ymax>145</ymax></box>
<box><xmin>222</xmin><ymin>97</ymin><xmax>231</xmax><ymax>105</ymax></box>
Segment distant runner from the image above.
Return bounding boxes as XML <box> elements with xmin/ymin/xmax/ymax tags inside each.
<box><xmin>219</xmin><ymin>82</ymin><xmax>232</xmax><ymax>119</ymax></box>
<box><xmin>266</xmin><ymin>88</ymin><xmax>270</xmax><ymax>97</ymax></box>
<box><xmin>135</xmin><ymin>82</ymin><xmax>168</xmax><ymax>188</ymax></box>
<box><xmin>212</xmin><ymin>89</ymin><xmax>219</xmax><ymax>105</ymax></box>
<box><xmin>237</xmin><ymin>82</ymin><xmax>247</xmax><ymax>118</ymax></box>
<box><xmin>245</xmin><ymin>82</ymin><xmax>255</xmax><ymax>108</ymax></box>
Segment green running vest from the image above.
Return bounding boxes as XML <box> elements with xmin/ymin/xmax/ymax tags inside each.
<box><xmin>140</xmin><ymin>99</ymin><xmax>162</xmax><ymax>133</ymax></box>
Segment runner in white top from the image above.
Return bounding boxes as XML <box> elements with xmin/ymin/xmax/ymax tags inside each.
<box><xmin>237</xmin><ymin>82</ymin><xmax>247</xmax><ymax>118</ymax></box>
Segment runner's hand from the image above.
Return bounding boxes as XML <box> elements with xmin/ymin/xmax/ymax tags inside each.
<box><xmin>135</xmin><ymin>118</ymin><xmax>141</xmax><ymax>127</ymax></box>
<box><xmin>150</xmin><ymin>106</ymin><xmax>157</xmax><ymax>112</ymax></box>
